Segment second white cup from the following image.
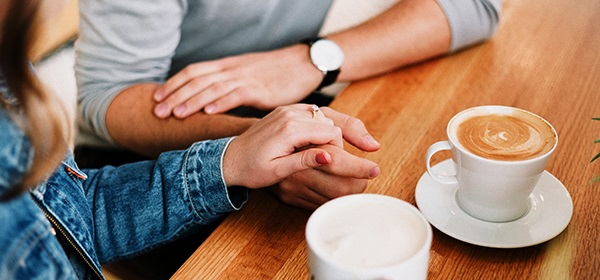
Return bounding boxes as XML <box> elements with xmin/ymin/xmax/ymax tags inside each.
<box><xmin>306</xmin><ymin>194</ymin><xmax>432</xmax><ymax>280</ymax></box>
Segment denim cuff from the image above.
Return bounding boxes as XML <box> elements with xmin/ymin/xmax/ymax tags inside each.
<box><xmin>185</xmin><ymin>137</ymin><xmax>248</xmax><ymax>221</ymax></box>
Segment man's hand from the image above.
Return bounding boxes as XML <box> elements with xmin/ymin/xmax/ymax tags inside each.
<box><xmin>271</xmin><ymin>144</ymin><xmax>379</xmax><ymax>210</ymax></box>
<box><xmin>153</xmin><ymin>45</ymin><xmax>323</xmax><ymax>119</ymax></box>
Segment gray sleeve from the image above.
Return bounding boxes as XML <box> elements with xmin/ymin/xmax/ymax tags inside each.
<box><xmin>75</xmin><ymin>0</ymin><xmax>187</xmax><ymax>143</ymax></box>
<box><xmin>436</xmin><ymin>0</ymin><xmax>501</xmax><ymax>52</ymax></box>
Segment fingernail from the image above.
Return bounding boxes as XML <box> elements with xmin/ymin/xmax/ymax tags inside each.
<box><xmin>369</xmin><ymin>166</ymin><xmax>380</xmax><ymax>178</ymax></box>
<box><xmin>366</xmin><ymin>135</ymin><xmax>380</xmax><ymax>146</ymax></box>
<box><xmin>155</xmin><ymin>103</ymin><xmax>167</xmax><ymax>117</ymax></box>
<box><xmin>154</xmin><ymin>89</ymin><xmax>164</xmax><ymax>101</ymax></box>
<box><xmin>205</xmin><ymin>104</ymin><xmax>216</xmax><ymax>114</ymax></box>
<box><xmin>316</xmin><ymin>153</ymin><xmax>330</xmax><ymax>165</ymax></box>
<box><xmin>174</xmin><ymin>105</ymin><xmax>186</xmax><ymax>116</ymax></box>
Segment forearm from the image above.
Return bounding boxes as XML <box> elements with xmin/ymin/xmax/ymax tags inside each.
<box><xmin>328</xmin><ymin>0</ymin><xmax>451</xmax><ymax>82</ymax></box>
<box><xmin>83</xmin><ymin>138</ymin><xmax>247</xmax><ymax>263</ymax></box>
<box><xmin>106</xmin><ymin>83</ymin><xmax>258</xmax><ymax>157</ymax></box>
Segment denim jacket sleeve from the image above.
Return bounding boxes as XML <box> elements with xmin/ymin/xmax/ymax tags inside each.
<box><xmin>81</xmin><ymin>137</ymin><xmax>248</xmax><ymax>263</ymax></box>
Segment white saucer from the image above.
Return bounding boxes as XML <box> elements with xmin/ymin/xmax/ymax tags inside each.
<box><xmin>415</xmin><ymin>159</ymin><xmax>573</xmax><ymax>248</ymax></box>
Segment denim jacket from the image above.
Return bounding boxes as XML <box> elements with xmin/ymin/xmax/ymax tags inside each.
<box><xmin>0</xmin><ymin>100</ymin><xmax>248</xmax><ymax>278</ymax></box>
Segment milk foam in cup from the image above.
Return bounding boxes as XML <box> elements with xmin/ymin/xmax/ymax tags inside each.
<box><xmin>453</xmin><ymin>107</ymin><xmax>556</xmax><ymax>161</ymax></box>
<box><xmin>425</xmin><ymin>105</ymin><xmax>558</xmax><ymax>222</ymax></box>
<box><xmin>306</xmin><ymin>194</ymin><xmax>432</xmax><ymax>280</ymax></box>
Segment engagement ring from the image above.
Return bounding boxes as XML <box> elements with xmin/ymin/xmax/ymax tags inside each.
<box><xmin>311</xmin><ymin>105</ymin><xmax>320</xmax><ymax>119</ymax></box>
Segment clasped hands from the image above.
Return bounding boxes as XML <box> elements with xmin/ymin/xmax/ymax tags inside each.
<box><xmin>223</xmin><ymin>104</ymin><xmax>380</xmax><ymax>210</ymax></box>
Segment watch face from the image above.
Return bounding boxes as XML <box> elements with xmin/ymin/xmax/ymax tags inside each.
<box><xmin>310</xmin><ymin>39</ymin><xmax>344</xmax><ymax>72</ymax></box>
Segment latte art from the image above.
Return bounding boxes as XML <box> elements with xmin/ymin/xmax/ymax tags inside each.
<box><xmin>457</xmin><ymin>114</ymin><xmax>556</xmax><ymax>161</ymax></box>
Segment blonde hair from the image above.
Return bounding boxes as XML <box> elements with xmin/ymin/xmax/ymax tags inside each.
<box><xmin>1</xmin><ymin>0</ymin><xmax>69</xmax><ymax>199</ymax></box>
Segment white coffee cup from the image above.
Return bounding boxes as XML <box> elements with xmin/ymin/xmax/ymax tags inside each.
<box><xmin>426</xmin><ymin>105</ymin><xmax>558</xmax><ymax>222</ymax></box>
<box><xmin>306</xmin><ymin>194</ymin><xmax>432</xmax><ymax>280</ymax></box>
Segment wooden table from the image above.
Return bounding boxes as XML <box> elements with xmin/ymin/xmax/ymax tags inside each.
<box><xmin>172</xmin><ymin>0</ymin><xmax>600</xmax><ymax>278</ymax></box>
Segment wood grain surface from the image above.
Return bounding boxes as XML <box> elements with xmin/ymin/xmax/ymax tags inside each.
<box><xmin>173</xmin><ymin>0</ymin><xmax>600</xmax><ymax>279</ymax></box>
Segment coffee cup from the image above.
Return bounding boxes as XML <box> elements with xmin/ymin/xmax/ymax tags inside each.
<box><xmin>425</xmin><ymin>105</ymin><xmax>558</xmax><ymax>222</ymax></box>
<box><xmin>306</xmin><ymin>194</ymin><xmax>432</xmax><ymax>280</ymax></box>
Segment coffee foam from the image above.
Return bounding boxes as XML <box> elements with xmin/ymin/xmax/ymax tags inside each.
<box><xmin>313</xmin><ymin>200</ymin><xmax>426</xmax><ymax>268</ymax></box>
<box><xmin>451</xmin><ymin>108</ymin><xmax>556</xmax><ymax>161</ymax></box>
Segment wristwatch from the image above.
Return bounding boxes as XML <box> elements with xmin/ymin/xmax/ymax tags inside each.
<box><xmin>303</xmin><ymin>37</ymin><xmax>344</xmax><ymax>90</ymax></box>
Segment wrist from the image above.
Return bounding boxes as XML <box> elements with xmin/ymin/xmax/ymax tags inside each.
<box><xmin>221</xmin><ymin>136</ymin><xmax>240</xmax><ymax>188</ymax></box>
<box><xmin>302</xmin><ymin>37</ymin><xmax>345</xmax><ymax>90</ymax></box>
<box><xmin>286</xmin><ymin>44</ymin><xmax>324</xmax><ymax>92</ymax></box>
<box><xmin>217</xmin><ymin>137</ymin><xmax>249</xmax><ymax>209</ymax></box>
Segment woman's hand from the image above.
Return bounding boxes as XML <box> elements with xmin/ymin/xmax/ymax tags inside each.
<box><xmin>268</xmin><ymin>106</ymin><xmax>381</xmax><ymax>209</ymax></box>
<box><xmin>222</xmin><ymin>104</ymin><xmax>378</xmax><ymax>189</ymax></box>
<box><xmin>222</xmin><ymin>104</ymin><xmax>338</xmax><ymax>188</ymax></box>
<box><xmin>153</xmin><ymin>45</ymin><xmax>322</xmax><ymax>119</ymax></box>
